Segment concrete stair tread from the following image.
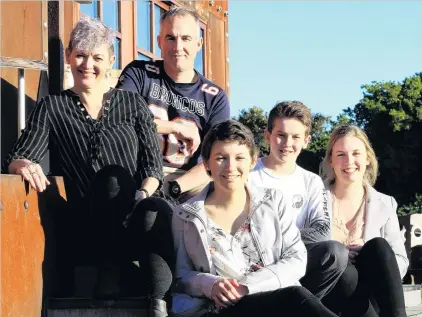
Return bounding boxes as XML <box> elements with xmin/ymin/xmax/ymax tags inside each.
<box><xmin>407</xmin><ymin>304</ymin><xmax>422</xmax><ymax>317</ymax></box>
<box><xmin>47</xmin><ymin>297</ymin><xmax>149</xmax><ymax>309</ymax></box>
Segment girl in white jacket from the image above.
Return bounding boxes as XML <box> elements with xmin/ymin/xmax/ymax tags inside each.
<box><xmin>171</xmin><ymin>120</ymin><xmax>338</xmax><ymax>317</ymax></box>
<box><xmin>319</xmin><ymin>124</ymin><xmax>408</xmax><ymax>317</ymax></box>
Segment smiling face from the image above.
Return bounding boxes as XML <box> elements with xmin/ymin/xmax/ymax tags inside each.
<box><xmin>204</xmin><ymin>141</ymin><xmax>256</xmax><ymax>193</ymax></box>
<box><xmin>330</xmin><ymin>136</ymin><xmax>370</xmax><ymax>186</ymax></box>
<box><xmin>66</xmin><ymin>43</ymin><xmax>115</xmax><ymax>91</ymax></box>
<box><xmin>157</xmin><ymin>14</ymin><xmax>202</xmax><ymax>78</ymax></box>
<box><xmin>265</xmin><ymin>117</ymin><xmax>311</xmax><ymax>169</ymax></box>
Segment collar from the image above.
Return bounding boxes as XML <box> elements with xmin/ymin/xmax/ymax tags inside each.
<box><xmin>175</xmin><ymin>182</ymin><xmax>274</xmax><ymax>223</ymax></box>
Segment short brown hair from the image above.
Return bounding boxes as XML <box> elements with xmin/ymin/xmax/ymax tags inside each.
<box><xmin>201</xmin><ymin>120</ymin><xmax>258</xmax><ymax>162</ymax></box>
<box><xmin>267</xmin><ymin>101</ymin><xmax>312</xmax><ymax>135</ymax></box>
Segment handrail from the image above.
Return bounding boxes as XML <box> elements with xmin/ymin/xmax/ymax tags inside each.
<box><xmin>0</xmin><ymin>56</ymin><xmax>48</xmax><ymax>71</ymax></box>
<box><xmin>0</xmin><ymin>56</ymin><xmax>48</xmax><ymax>136</ymax></box>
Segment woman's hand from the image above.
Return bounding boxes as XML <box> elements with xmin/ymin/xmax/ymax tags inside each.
<box><xmin>9</xmin><ymin>159</ymin><xmax>50</xmax><ymax>192</ymax></box>
<box><xmin>347</xmin><ymin>245</ymin><xmax>362</xmax><ymax>264</ymax></box>
<box><xmin>211</xmin><ymin>278</ymin><xmax>246</xmax><ymax>310</ymax></box>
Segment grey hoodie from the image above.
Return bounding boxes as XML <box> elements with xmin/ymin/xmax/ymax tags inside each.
<box><xmin>171</xmin><ymin>183</ymin><xmax>307</xmax><ymax>317</ymax></box>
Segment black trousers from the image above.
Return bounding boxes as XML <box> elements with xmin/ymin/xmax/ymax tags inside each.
<box><xmin>322</xmin><ymin>237</ymin><xmax>407</xmax><ymax>317</ymax></box>
<box><xmin>206</xmin><ymin>286</ymin><xmax>338</xmax><ymax>317</ymax></box>
<box><xmin>300</xmin><ymin>240</ymin><xmax>349</xmax><ymax>299</ymax></box>
<box><xmin>56</xmin><ymin>165</ymin><xmax>174</xmax><ymax>299</ymax></box>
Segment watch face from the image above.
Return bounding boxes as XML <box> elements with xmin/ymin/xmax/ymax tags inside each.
<box><xmin>171</xmin><ymin>184</ymin><xmax>179</xmax><ymax>194</ymax></box>
<box><xmin>170</xmin><ymin>182</ymin><xmax>181</xmax><ymax>196</ymax></box>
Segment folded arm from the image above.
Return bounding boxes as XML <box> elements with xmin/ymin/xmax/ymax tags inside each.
<box><xmin>239</xmin><ymin>193</ymin><xmax>307</xmax><ymax>294</ymax></box>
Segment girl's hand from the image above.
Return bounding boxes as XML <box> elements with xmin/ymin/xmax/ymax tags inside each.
<box><xmin>211</xmin><ymin>278</ymin><xmax>243</xmax><ymax>310</ymax></box>
<box><xmin>347</xmin><ymin>245</ymin><xmax>362</xmax><ymax>264</ymax></box>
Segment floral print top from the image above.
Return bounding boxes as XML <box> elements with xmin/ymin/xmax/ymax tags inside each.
<box><xmin>206</xmin><ymin>215</ymin><xmax>264</xmax><ymax>280</ymax></box>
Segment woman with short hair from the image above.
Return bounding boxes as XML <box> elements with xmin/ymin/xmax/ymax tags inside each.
<box><xmin>3</xmin><ymin>16</ymin><xmax>172</xmax><ymax>317</ymax></box>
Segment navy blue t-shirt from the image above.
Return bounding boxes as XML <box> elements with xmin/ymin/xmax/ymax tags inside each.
<box><xmin>116</xmin><ymin>60</ymin><xmax>230</xmax><ymax>171</ymax></box>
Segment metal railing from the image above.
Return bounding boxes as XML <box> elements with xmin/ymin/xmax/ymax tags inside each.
<box><xmin>0</xmin><ymin>56</ymin><xmax>48</xmax><ymax>136</ymax></box>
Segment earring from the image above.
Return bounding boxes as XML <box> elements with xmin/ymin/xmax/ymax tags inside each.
<box><xmin>105</xmin><ymin>70</ymin><xmax>111</xmax><ymax>79</ymax></box>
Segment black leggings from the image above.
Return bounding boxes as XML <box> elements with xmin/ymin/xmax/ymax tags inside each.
<box><xmin>59</xmin><ymin>165</ymin><xmax>174</xmax><ymax>299</ymax></box>
<box><xmin>322</xmin><ymin>238</ymin><xmax>406</xmax><ymax>317</ymax></box>
<box><xmin>206</xmin><ymin>286</ymin><xmax>338</xmax><ymax>317</ymax></box>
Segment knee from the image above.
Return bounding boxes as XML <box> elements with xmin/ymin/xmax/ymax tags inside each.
<box><xmin>315</xmin><ymin>240</ymin><xmax>349</xmax><ymax>272</ymax></box>
<box><xmin>361</xmin><ymin>237</ymin><xmax>394</xmax><ymax>260</ymax></box>
<box><xmin>277</xmin><ymin>286</ymin><xmax>314</xmax><ymax>304</ymax></box>
<box><xmin>91</xmin><ymin>165</ymin><xmax>136</xmax><ymax>200</ymax></box>
<box><xmin>135</xmin><ymin>197</ymin><xmax>173</xmax><ymax>216</ymax></box>
<box><xmin>132</xmin><ymin>197</ymin><xmax>173</xmax><ymax>231</ymax></box>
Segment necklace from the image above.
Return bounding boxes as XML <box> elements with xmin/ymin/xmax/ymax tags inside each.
<box><xmin>331</xmin><ymin>187</ymin><xmax>367</xmax><ymax>246</ymax></box>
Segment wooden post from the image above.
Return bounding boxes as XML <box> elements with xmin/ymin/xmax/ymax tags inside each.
<box><xmin>48</xmin><ymin>1</ymin><xmax>64</xmax><ymax>95</ymax></box>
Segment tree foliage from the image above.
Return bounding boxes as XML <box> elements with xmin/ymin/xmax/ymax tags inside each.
<box><xmin>350</xmin><ymin>73</ymin><xmax>422</xmax><ymax>206</ymax></box>
<box><xmin>235</xmin><ymin>106</ymin><xmax>269</xmax><ymax>156</ymax></box>
<box><xmin>398</xmin><ymin>194</ymin><xmax>422</xmax><ymax>217</ymax></box>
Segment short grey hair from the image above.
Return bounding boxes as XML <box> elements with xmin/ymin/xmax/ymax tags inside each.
<box><xmin>67</xmin><ymin>15</ymin><xmax>115</xmax><ymax>55</ymax></box>
<box><xmin>160</xmin><ymin>7</ymin><xmax>201</xmax><ymax>39</ymax></box>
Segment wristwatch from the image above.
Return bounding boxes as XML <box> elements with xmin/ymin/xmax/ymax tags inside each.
<box><xmin>168</xmin><ymin>180</ymin><xmax>182</xmax><ymax>199</ymax></box>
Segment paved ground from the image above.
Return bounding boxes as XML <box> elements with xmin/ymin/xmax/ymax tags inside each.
<box><xmin>407</xmin><ymin>304</ymin><xmax>422</xmax><ymax>317</ymax></box>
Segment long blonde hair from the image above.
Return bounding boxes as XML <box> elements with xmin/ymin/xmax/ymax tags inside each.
<box><xmin>320</xmin><ymin>124</ymin><xmax>378</xmax><ymax>186</ymax></box>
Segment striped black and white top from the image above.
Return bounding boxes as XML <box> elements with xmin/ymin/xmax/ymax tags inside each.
<box><xmin>2</xmin><ymin>88</ymin><xmax>163</xmax><ymax>202</ymax></box>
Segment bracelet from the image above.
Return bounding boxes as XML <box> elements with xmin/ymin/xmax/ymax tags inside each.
<box><xmin>139</xmin><ymin>188</ymin><xmax>150</xmax><ymax>198</ymax></box>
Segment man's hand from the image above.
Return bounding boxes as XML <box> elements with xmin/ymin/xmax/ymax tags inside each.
<box><xmin>10</xmin><ymin>159</ymin><xmax>50</xmax><ymax>192</ymax></box>
<box><xmin>173</xmin><ymin>123</ymin><xmax>201</xmax><ymax>156</ymax></box>
<box><xmin>211</xmin><ymin>278</ymin><xmax>247</xmax><ymax>310</ymax></box>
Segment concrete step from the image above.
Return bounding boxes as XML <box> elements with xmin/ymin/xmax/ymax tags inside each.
<box><xmin>407</xmin><ymin>304</ymin><xmax>422</xmax><ymax>317</ymax></box>
<box><xmin>45</xmin><ymin>286</ymin><xmax>422</xmax><ymax>317</ymax></box>
<box><xmin>46</xmin><ymin>298</ymin><xmax>149</xmax><ymax>317</ymax></box>
<box><xmin>405</xmin><ymin>284</ymin><xmax>422</xmax><ymax>317</ymax></box>
<box><xmin>405</xmin><ymin>284</ymin><xmax>422</xmax><ymax>307</ymax></box>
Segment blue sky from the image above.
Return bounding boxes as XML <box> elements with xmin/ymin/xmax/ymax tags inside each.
<box><xmin>228</xmin><ymin>1</ymin><xmax>422</xmax><ymax>119</ymax></box>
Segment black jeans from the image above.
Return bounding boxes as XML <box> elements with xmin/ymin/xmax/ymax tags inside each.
<box><xmin>205</xmin><ymin>286</ymin><xmax>338</xmax><ymax>317</ymax></box>
<box><xmin>322</xmin><ymin>238</ymin><xmax>407</xmax><ymax>317</ymax></box>
<box><xmin>300</xmin><ymin>240</ymin><xmax>349</xmax><ymax>299</ymax></box>
<box><xmin>58</xmin><ymin>165</ymin><xmax>174</xmax><ymax>299</ymax></box>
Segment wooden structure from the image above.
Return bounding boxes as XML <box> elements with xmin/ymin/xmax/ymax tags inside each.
<box><xmin>0</xmin><ymin>175</ymin><xmax>67</xmax><ymax>317</ymax></box>
<box><xmin>0</xmin><ymin>1</ymin><xmax>230</xmax><ymax>316</ymax></box>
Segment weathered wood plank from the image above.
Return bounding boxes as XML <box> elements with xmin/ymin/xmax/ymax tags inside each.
<box><xmin>0</xmin><ymin>174</ymin><xmax>66</xmax><ymax>317</ymax></box>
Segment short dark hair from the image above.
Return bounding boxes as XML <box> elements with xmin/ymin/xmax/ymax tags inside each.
<box><xmin>201</xmin><ymin>120</ymin><xmax>258</xmax><ymax>162</ymax></box>
<box><xmin>267</xmin><ymin>101</ymin><xmax>312</xmax><ymax>135</ymax></box>
<box><xmin>160</xmin><ymin>7</ymin><xmax>201</xmax><ymax>38</ymax></box>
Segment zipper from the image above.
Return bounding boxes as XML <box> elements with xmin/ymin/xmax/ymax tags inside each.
<box><xmin>181</xmin><ymin>205</ymin><xmax>208</xmax><ymax>229</ymax></box>
<box><xmin>180</xmin><ymin>205</ymin><xmax>213</xmax><ymax>271</ymax></box>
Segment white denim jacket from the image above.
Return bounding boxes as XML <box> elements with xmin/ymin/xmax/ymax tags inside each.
<box><xmin>324</xmin><ymin>185</ymin><xmax>409</xmax><ymax>279</ymax></box>
<box><xmin>171</xmin><ymin>183</ymin><xmax>307</xmax><ymax>317</ymax></box>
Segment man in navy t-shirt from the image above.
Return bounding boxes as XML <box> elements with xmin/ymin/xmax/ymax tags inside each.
<box><xmin>116</xmin><ymin>7</ymin><xmax>230</xmax><ymax>203</ymax></box>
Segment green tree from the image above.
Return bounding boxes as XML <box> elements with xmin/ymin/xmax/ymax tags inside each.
<box><xmin>348</xmin><ymin>73</ymin><xmax>422</xmax><ymax>206</ymax></box>
<box><xmin>398</xmin><ymin>194</ymin><xmax>422</xmax><ymax>217</ymax></box>
<box><xmin>308</xmin><ymin>113</ymin><xmax>332</xmax><ymax>155</ymax></box>
<box><xmin>297</xmin><ymin>113</ymin><xmax>331</xmax><ymax>174</ymax></box>
<box><xmin>235</xmin><ymin>106</ymin><xmax>269</xmax><ymax>156</ymax></box>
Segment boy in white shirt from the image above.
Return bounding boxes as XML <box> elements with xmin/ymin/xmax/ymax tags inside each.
<box><xmin>248</xmin><ymin>101</ymin><xmax>348</xmax><ymax>299</ymax></box>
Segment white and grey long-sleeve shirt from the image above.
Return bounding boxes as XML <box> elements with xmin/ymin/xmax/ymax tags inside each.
<box><xmin>248</xmin><ymin>158</ymin><xmax>330</xmax><ymax>244</ymax></box>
